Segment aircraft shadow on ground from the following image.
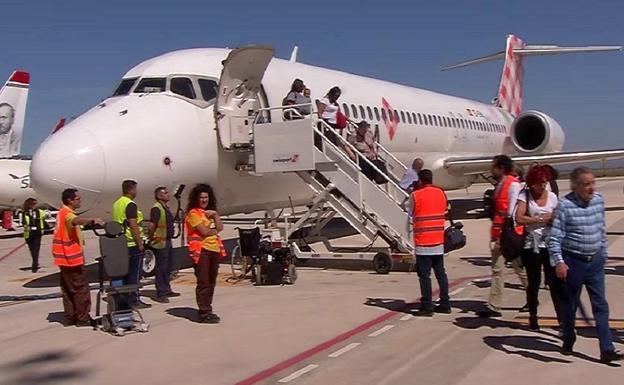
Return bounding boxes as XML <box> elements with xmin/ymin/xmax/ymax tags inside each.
<box><xmin>0</xmin><ymin>349</ymin><xmax>90</xmax><ymax>385</ymax></box>
<box><xmin>166</xmin><ymin>307</ymin><xmax>200</xmax><ymax>323</ymax></box>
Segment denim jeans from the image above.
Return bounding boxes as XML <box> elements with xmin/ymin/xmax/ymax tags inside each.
<box><xmin>416</xmin><ymin>254</ymin><xmax>449</xmax><ymax>310</ymax></box>
<box><xmin>154</xmin><ymin>241</ymin><xmax>173</xmax><ymax>297</ymax></box>
<box><xmin>557</xmin><ymin>252</ymin><xmax>615</xmax><ymax>352</ymax></box>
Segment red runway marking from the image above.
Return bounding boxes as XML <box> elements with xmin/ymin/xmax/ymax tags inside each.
<box><xmin>0</xmin><ymin>243</ymin><xmax>26</xmax><ymax>263</ymax></box>
<box><xmin>233</xmin><ymin>274</ymin><xmax>487</xmax><ymax>385</ymax></box>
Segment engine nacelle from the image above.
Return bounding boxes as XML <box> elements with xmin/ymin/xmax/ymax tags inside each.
<box><xmin>510</xmin><ymin>110</ymin><xmax>565</xmax><ymax>154</ymax></box>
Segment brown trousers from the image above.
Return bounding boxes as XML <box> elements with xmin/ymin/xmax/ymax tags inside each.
<box><xmin>193</xmin><ymin>250</ymin><xmax>220</xmax><ymax>319</ymax></box>
<box><xmin>59</xmin><ymin>265</ymin><xmax>91</xmax><ymax>323</ymax></box>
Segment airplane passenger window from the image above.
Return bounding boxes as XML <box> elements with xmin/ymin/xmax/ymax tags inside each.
<box><xmin>418</xmin><ymin>113</ymin><xmax>423</xmax><ymax>125</ymax></box>
<box><xmin>359</xmin><ymin>105</ymin><xmax>366</xmax><ymax>120</ymax></box>
<box><xmin>388</xmin><ymin>109</ymin><xmax>394</xmax><ymax>122</ymax></box>
<box><xmin>407</xmin><ymin>112</ymin><xmax>413</xmax><ymax>124</ymax></box>
<box><xmin>198</xmin><ymin>79</ymin><xmax>218</xmax><ymax>101</ymax></box>
<box><xmin>134</xmin><ymin>77</ymin><xmax>166</xmax><ymax>93</ymax></box>
<box><xmin>170</xmin><ymin>77</ymin><xmax>196</xmax><ymax>99</ymax></box>
<box><xmin>374</xmin><ymin>107</ymin><xmax>380</xmax><ymax>121</ymax></box>
<box><xmin>400</xmin><ymin>111</ymin><xmax>406</xmax><ymax>123</ymax></box>
<box><xmin>112</xmin><ymin>77</ymin><xmax>138</xmax><ymax>96</ymax></box>
<box><xmin>366</xmin><ymin>106</ymin><xmax>373</xmax><ymax>121</ymax></box>
<box><xmin>342</xmin><ymin>103</ymin><xmax>349</xmax><ymax>117</ymax></box>
<box><xmin>394</xmin><ymin>110</ymin><xmax>399</xmax><ymax>123</ymax></box>
<box><xmin>351</xmin><ymin>104</ymin><xmax>358</xmax><ymax>119</ymax></box>
<box><xmin>381</xmin><ymin>108</ymin><xmax>387</xmax><ymax>121</ymax></box>
<box><xmin>428</xmin><ymin>115</ymin><xmax>433</xmax><ymax>126</ymax></box>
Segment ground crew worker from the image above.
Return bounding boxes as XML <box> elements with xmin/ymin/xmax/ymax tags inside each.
<box><xmin>184</xmin><ymin>184</ymin><xmax>223</xmax><ymax>324</ymax></box>
<box><xmin>52</xmin><ymin>188</ymin><xmax>104</xmax><ymax>326</ymax></box>
<box><xmin>410</xmin><ymin>169</ymin><xmax>450</xmax><ymax>316</ymax></box>
<box><xmin>478</xmin><ymin>155</ymin><xmax>528</xmax><ymax>318</ymax></box>
<box><xmin>149</xmin><ymin>186</ymin><xmax>179</xmax><ymax>303</ymax></box>
<box><xmin>22</xmin><ymin>198</ymin><xmax>46</xmax><ymax>272</ymax></box>
<box><xmin>112</xmin><ymin>180</ymin><xmax>150</xmax><ymax>309</ymax></box>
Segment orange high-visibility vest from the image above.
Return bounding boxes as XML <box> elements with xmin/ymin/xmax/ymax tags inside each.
<box><xmin>52</xmin><ymin>206</ymin><xmax>84</xmax><ymax>267</ymax></box>
<box><xmin>491</xmin><ymin>174</ymin><xmax>523</xmax><ymax>239</ymax></box>
<box><xmin>412</xmin><ymin>185</ymin><xmax>447</xmax><ymax>247</ymax></box>
<box><xmin>185</xmin><ymin>208</ymin><xmax>204</xmax><ymax>265</ymax></box>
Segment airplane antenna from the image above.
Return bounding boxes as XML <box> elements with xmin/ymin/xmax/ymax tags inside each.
<box><xmin>290</xmin><ymin>46</ymin><xmax>299</xmax><ymax>62</ymax></box>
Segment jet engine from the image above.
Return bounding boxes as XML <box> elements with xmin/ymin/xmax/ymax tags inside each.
<box><xmin>510</xmin><ymin>110</ymin><xmax>565</xmax><ymax>154</ymax></box>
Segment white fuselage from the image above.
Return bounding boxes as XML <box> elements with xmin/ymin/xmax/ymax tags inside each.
<box><xmin>0</xmin><ymin>158</ymin><xmax>37</xmax><ymax>210</ymax></box>
<box><xmin>30</xmin><ymin>48</ymin><xmax>564</xmax><ymax>216</ymax></box>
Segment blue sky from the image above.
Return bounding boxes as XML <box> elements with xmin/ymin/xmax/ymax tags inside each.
<box><xmin>1</xmin><ymin>0</ymin><xmax>622</xmax><ymax>154</ymax></box>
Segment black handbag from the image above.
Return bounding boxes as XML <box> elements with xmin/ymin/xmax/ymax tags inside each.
<box><xmin>499</xmin><ymin>189</ymin><xmax>528</xmax><ymax>261</ymax></box>
<box><xmin>444</xmin><ymin>205</ymin><xmax>466</xmax><ymax>253</ymax></box>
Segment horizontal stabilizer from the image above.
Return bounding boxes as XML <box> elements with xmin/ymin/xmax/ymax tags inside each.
<box><xmin>444</xmin><ymin>149</ymin><xmax>624</xmax><ymax>176</ymax></box>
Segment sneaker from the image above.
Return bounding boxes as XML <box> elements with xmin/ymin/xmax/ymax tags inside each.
<box><xmin>152</xmin><ymin>296</ymin><xmax>170</xmax><ymax>304</ymax></box>
<box><xmin>433</xmin><ymin>305</ymin><xmax>452</xmax><ymax>314</ymax></box>
<box><xmin>165</xmin><ymin>291</ymin><xmax>181</xmax><ymax>297</ymax></box>
<box><xmin>199</xmin><ymin>313</ymin><xmax>221</xmax><ymax>324</ymax></box>
<box><xmin>414</xmin><ymin>309</ymin><xmax>434</xmax><ymax>317</ymax></box>
<box><xmin>476</xmin><ymin>308</ymin><xmax>502</xmax><ymax>318</ymax></box>
<box><xmin>132</xmin><ymin>301</ymin><xmax>152</xmax><ymax>309</ymax></box>
<box><xmin>600</xmin><ymin>350</ymin><xmax>624</xmax><ymax>364</ymax></box>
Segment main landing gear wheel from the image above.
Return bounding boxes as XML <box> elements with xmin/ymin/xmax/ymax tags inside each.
<box><xmin>142</xmin><ymin>249</ymin><xmax>156</xmax><ymax>277</ymax></box>
<box><xmin>373</xmin><ymin>252</ymin><xmax>392</xmax><ymax>274</ymax></box>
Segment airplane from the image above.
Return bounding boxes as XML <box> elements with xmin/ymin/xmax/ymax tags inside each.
<box><xmin>29</xmin><ymin>34</ymin><xmax>624</xmax><ymax>219</ymax></box>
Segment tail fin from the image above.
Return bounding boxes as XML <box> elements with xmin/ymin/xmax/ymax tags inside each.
<box><xmin>0</xmin><ymin>71</ymin><xmax>30</xmax><ymax>157</ymax></box>
<box><xmin>442</xmin><ymin>34</ymin><xmax>622</xmax><ymax>117</ymax></box>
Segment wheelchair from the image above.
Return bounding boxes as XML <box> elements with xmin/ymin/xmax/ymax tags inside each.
<box><xmin>93</xmin><ymin>222</ymin><xmax>149</xmax><ymax>336</ymax></box>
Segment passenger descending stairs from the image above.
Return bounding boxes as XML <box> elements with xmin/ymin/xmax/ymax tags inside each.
<box><xmin>233</xmin><ymin>112</ymin><xmax>413</xmax><ymax>255</ymax></box>
<box><xmin>292</xmin><ymin>120</ymin><xmax>413</xmax><ymax>254</ymax></box>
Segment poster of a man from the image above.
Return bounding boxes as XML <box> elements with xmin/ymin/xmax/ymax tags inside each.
<box><xmin>0</xmin><ymin>102</ymin><xmax>19</xmax><ymax>156</ymax></box>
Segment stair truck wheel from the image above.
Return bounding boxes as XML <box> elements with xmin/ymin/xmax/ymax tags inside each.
<box><xmin>373</xmin><ymin>252</ymin><xmax>392</xmax><ymax>274</ymax></box>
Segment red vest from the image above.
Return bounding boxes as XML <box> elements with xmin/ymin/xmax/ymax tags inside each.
<box><xmin>491</xmin><ymin>175</ymin><xmax>523</xmax><ymax>239</ymax></box>
<box><xmin>412</xmin><ymin>185</ymin><xmax>447</xmax><ymax>246</ymax></box>
<box><xmin>52</xmin><ymin>206</ymin><xmax>84</xmax><ymax>267</ymax></box>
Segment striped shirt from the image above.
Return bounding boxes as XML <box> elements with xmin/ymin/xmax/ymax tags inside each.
<box><xmin>548</xmin><ymin>192</ymin><xmax>608</xmax><ymax>266</ymax></box>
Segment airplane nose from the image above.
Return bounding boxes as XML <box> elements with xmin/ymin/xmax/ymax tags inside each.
<box><xmin>31</xmin><ymin>126</ymin><xmax>106</xmax><ymax>208</ymax></box>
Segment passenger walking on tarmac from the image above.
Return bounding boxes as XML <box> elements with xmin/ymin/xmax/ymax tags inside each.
<box><xmin>22</xmin><ymin>198</ymin><xmax>46</xmax><ymax>272</ymax></box>
<box><xmin>52</xmin><ymin>188</ymin><xmax>104</xmax><ymax>326</ymax></box>
<box><xmin>316</xmin><ymin>86</ymin><xmax>344</xmax><ymax>145</ymax></box>
<box><xmin>148</xmin><ymin>186</ymin><xmax>179</xmax><ymax>303</ymax></box>
<box><xmin>185</xmin><ymin>184</ymin><xmax>224</xmax><ymax>324</ymax></box>
<box><xmin>548</xmin><ymin>167</ymin><xmax>624</xmax><ymax>363</ymax></box>
<box><xmin>410</xmin><ymin>169</ymin><xmax>450</xmax><ymax>316</ymax></box>
<box><xmin>514</xmin><ymin>165</ymin><xmax>560</xmax><ymax>330</ymax></box>
<box><xmin>477</xmin><ymin>155</ymin><xmax>528</xmax><ymax>318</ymax></box>
<box><xmin>399</xmin><ymin>157</ymin><xmax>424</xmax><ymax>191</ymax></box>
<box><xmin>346</xmin><ymin>120</ymin><xmax>378</xmax><ymax>181</ymax></box>
<box><xmin>112</xmin><ymin>180</ymin><xmax>151</xmax><ymax>309</ymax></box>
<box><xmin>283</xmin><ymin>79</ymin><xmax>309</xmax><ymax>119</ymax></box>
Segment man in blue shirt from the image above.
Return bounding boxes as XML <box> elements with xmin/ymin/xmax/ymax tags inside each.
<box><xmin>548</xmin><ymin>166</ymin><xmax>623</xmax><ymax>363</ymax></box>
<box><xmin>399</xmin><ymin>158</ymin><xmax>423</xmax><ymax>191</ymax></box>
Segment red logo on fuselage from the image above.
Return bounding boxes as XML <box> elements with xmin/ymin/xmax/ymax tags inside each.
<box><xmin>382</xmin><ymin>97</ymin><xmax>398</xmax><ymax>140</ymax></box>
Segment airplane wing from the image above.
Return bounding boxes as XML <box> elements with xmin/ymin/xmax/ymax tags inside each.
<box><xmin>444</xmin><ymin>149</ymin><xmax>624</xmax><ymax>176</ymax></box>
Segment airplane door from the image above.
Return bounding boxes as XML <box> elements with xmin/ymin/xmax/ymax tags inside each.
<box><xmin>215</xmin><ymin>46</ymin><xmax>274</xmax><ymax>149</ymax></box>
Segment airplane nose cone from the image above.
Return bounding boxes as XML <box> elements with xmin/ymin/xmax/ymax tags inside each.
<box><xmin>31</xmin><ymin>126</ymin><xmax>105</xmax><ymax>208</ymax></box>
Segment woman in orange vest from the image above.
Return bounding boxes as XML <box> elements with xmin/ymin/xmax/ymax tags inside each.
<box><xmin>52</xmin><ymin>188</ymin><xmax>104</xmax><ymax>326</ymax></box>
<box><xmin>184</xmin><ymin>184</ymin><xmax>224</xmax><ymax>324</ymax></box>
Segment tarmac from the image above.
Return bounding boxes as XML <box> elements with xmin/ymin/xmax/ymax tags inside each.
<box><xmin>0</xmin><ymin>178</ymin><xmax>623</xmax><ymax>385</ymax></box>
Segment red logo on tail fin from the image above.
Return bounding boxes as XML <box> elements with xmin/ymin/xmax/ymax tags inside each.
<box><xmin>382</xmin><ymin>97</ymin><xmax>398</xmax><ymax>140</ymax></box>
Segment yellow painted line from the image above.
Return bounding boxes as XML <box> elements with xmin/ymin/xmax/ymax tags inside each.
<box><xmin>514</xmin><ymin>316</ymin><xmax>624</xmax><ymax>329</ymax></box>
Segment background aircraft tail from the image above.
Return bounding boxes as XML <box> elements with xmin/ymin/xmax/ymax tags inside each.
<box><xmin>0</xmin><ymin>71</ymin><xmax>30</xmax><ymax>157</ymax></box>
<box><xmin>442</xmin><ymin>35</ymin><xmax>621</xmax><ymax>117</ymax></box>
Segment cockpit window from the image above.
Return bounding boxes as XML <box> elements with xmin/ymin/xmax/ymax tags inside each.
<box><xmin>112</xmin><ymin>77</ymin><xmax>138</xmax><ymax>96</ymax></box>
<box><xmin>133</xmin><ymin>78</ymin><xmax>166</xmax><ymax>93</ymax></box>
<box><xmin>170</xmin><ymin>77</ymin><xmax>196</xmax><ymax>99</ymax></box>
<box><xmin>198</xmin><ymin>79</ymin><xmax>217</xmax><ymax>102</ymax></box>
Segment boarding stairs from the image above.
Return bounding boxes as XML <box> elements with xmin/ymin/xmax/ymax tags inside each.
<box><xmin>229</xmin><ymin>105</ymin><xmax>414</xmax><ymax>256</ymax></box>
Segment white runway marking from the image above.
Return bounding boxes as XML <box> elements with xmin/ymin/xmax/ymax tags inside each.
<box><xmin>328</xmin><ymin>343</ymin><xmax>361</xmax><ymax>358</ymax></box>
<box><xmin>368</xmin><ymin>325</ymin><xmax>394</xmax><ymax>337</ymax></box>
<box><xmin>278</xmin><ymin>364</ymin><xmax>319</xmax><ymax>383</ymax></box>
<box><xmin>450</xmin><ymin>286</ymin><xmax>466</xmax><ymax>296</ymax></box>
<box><xmin>400</xmin><ymin>314</ymin><xmax>413</xmax><ymax>321</ymax></box>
